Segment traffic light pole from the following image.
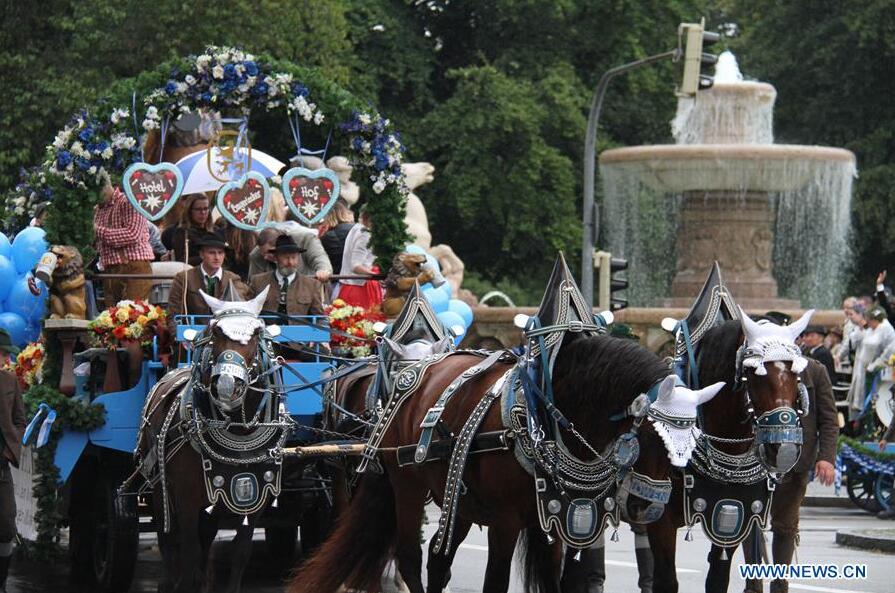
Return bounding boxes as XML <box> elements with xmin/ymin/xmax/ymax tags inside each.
<box><xmin>581</xmin><ymin>49</ymin><xmax>678</xmax><ymax>309</ymax></box>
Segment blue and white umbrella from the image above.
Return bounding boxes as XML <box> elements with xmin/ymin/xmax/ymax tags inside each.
<box><xmin>175</xmin><ymin>147</ymin><xmax>286</xmax><ymax>195</ymax></box>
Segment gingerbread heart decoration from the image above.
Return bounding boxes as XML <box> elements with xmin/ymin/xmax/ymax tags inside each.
<box><xmin>122</xmin><ymin>162</ymin><xmax>184</xmax><ymax>221</ymax></box>
<box><xmin>281</xmin><ymin>167</ymin><xmax>341</xmax><ymax>226</ymax></box>
<box><xmin>216</xmin><ymin>172</ymin><xmax>270</xmax><ymax>231</ymax></box>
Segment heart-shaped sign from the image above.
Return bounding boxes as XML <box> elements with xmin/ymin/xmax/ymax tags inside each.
<box><xmin>281</xmin><ymin>167</ymin><xmax>341</xmax><ymax>226</ymax></box>
<box><xmin>216</xmin><ymin>172</ymin><xmax>270</xmax><ymax>231</ymax></box>
<box><xmin>122</xmin><ymin>162</ymin><xmax>184</xmax><ymax>221</ymax></box>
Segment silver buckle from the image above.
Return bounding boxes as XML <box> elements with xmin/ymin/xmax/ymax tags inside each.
<box><xmin>568</xmin><ymin>320</ymin><xmax>584</xmax><ymax>332</ymax></box>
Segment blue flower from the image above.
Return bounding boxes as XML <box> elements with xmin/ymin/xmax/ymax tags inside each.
<box><xmin>165</xmin><ymin>81</ymin><xmax>177</xmax><ymax>95</ymax></box>
<box><xmin>78</xmin><ymin>127</ymin><xmax>93</xmax><ymax>142</ymax></box>
<box><xmin>75</xmin><ymin>157</ymin><xmax>91</xmax><ymax>171</ymax></box>
<box><xmin>292</xmin><ymin>83</ymin><xmax>309</xmax><ymax>98</ymax></box>
<box><xmin>252</xmin><ymin>81</ymin><xmax>269</xmax><ymax>97</ymax></box>
<box><xmin>56</xmin><ymin>151</ymin><xmax>72</xmax><ymax>168</ymax></box>
<box><xmin>374</xmin><ymin>154</ymin><xmax>389</xmax><ymax>171</ymax></box>
<box><xmin>224</xmin><ymin>63</ymin><xmax>236</xmax><ymax>79</ymax></box>
<box><xmin>244</xmin><ymin>61</ymin><xmax>259</xmax><ymax>76</ymax></box>
<box><xmin>200</xmin><ymin>91</ymin><xmax>212</xmax><ymax>102</ymax></box>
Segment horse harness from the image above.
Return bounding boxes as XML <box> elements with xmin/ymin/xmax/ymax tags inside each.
<box><xmin>129</xmin><ymin>328</ymin><xmax>294</xmax><ymax>531</ymax></box>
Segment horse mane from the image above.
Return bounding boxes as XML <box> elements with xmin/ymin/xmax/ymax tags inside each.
<box><xmin>552</xmin><ymin>333</ymin><xmax>669</xmax><ymax>415</ymax></box>
<box><xmin>695</xmin><ymin>320</ymin><xmax>743</xmax><ymax>385</ymax></box>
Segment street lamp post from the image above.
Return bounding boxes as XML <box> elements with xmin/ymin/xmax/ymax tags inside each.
<box><xmin>581</xmin><ymin>49</ymin><xmax>678</xmax><ymax>309</ymax></box>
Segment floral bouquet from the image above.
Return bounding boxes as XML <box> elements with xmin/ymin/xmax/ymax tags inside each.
<box><xmin>340</xmin><ymin>110</ymin><xmax>407</xmax><ymax>195</ymax></box>
<box><xmin>326</xmin><ymin>299</ymin><xmax>382</xmax><ymax>358</ymax></box>
<box><xmin>88</xmin><ymin>300</ymin><xmax>166</xmax><ymax>349</ymax></box>
<box><xmin>2</xmin><ymin>167</ymin><xmax>53</xmax><ymax>234</ymax></box>
<box><xmin>14</xmin><ymin>341</ymin><xmax>45</xmax><ymax>389</ymax></box>
<box><xmin>45</xmin><ymin>108</ymin><xmax>140</xmax><ymax>189</ymax></box>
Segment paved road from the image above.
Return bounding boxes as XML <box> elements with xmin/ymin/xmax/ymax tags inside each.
<box><xmin>7</xmin><ymin>503</ymin><xmax>894</xmax><ymax>592</ymax></box>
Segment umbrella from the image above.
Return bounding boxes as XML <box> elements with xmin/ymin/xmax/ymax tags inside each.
<box><xmin>174</xmin><ymin>147</ymin><xmax>286</xmax><ymax>195</ymax></box>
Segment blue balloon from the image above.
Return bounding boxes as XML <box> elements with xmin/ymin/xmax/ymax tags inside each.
<box><xmin>0</xmin><ymin>233</ymin><xmax>11</xmax><ymax>259</ymax></box>
<box><xmin>23</xmin><ymin>323</ymin><xmax>41</xmax><ymax>344</ymax></box>
<box><xmin>0</xmin><ymin>312</ymin><xmax>27</xmax><ymax>346</ymax></box>
<box><xmin>438</xmin><ymin>281</ymin><xmax>454</xmax><ymax>300</ymax></box>
<box><xmin>5</xmin><ymin>274</ymin><xmax>47</xmax><ymax>322</ymax></box>
<box><xmin>424</xmin><ymin>253</ymin><xmax>441</xmax><ymax>272</ymax></box>
<box><xmin>420</xmin><ymin>282</ymin><xmax>434</xmax><ymax>292</ymax></box>
<box><xmin>11</xmin><ymin>227</ymin><xmax>47</xmax><ymax>275</ymax></box>
<box><xmin>422</xmin><ymin>286</ymin><xmax>449</xmax><ymax>314</ymax></box>
<box><xmin>0</xmin><ymin>256</ymin><xmax>15</xmax><ymax>302</ymax></box>
<box><xmin>437</xmin><ymin>311</ymin><xmax>467</xmax><ymax>345</ymax></box>
<box><xmin>448</xmin><ymin>299</ymin><xmax>474</xmax><ymax>326</ymax></box>
<box><xmin>404</xmin><ymin>244</ymin><xmax>426</xmax><ymax>255</ymax></box>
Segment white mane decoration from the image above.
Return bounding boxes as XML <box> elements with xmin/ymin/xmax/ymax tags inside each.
<box><xmin>738</xmin><ymin>307</ymin><xmax>813</xmax><ymax>376</ymax></box>
<box><xmin>648</xmin><ymin>375</ymin><xmax>725</xmax><ymax>467</ymax></box>
<box><xmin>200</xmin><ymin>286</ymin><xmax>269</xmax><ymax>345</ymax></box>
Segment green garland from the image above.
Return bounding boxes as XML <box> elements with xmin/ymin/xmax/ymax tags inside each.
<box><xmin>20</xmin><ymin>385</ymin><xmax>105</xmax><ymax>559</ymax></box>
<box><xmin>838</xmin><ymin>435</ymin><xmax>895</xmax><ymax>462</ymax></box>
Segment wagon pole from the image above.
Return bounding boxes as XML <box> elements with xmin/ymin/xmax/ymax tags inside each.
<box><xmin>281</xmin><ymin>443</ymin><xmax>367</xmax><ymax>459</ymax></box>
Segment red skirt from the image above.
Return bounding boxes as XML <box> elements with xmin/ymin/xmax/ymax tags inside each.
<box><xmin>338</xmin><ymin>280</ymin><xmax>383</xmax><ymax>310</ymax></box>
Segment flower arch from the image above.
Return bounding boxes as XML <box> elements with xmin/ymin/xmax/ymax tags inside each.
<box><xmin>43</xmin><ymin>46</ymin><xmax>410</xmax><ymax>266</ymax></box>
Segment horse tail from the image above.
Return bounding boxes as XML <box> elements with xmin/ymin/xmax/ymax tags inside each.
<box><xmin>517</xmin><ymin>526</ymin><xmax>557</xmax><ymax>593</ymax></box>
<box><xmin>287</xmin><ymin>472</ymin><xmax>396</xmax><ymax>593</ymax></box>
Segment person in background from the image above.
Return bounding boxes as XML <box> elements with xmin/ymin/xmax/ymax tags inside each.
<box><xmin>845</xmin><ymin>305</ymin><xmax>895</xmax><ymax>422</ymax></box>
<box><xmin>165</xmin><ymin>237</ymin><xmax>250</xmax><ymax>337</ymax></box>
<box><xmin>801</xmin><ymin>325</ymin><xmax>835</xmax><ymax>382</ymax></box>
<box><xmin>826</xmin><ymin>327</ymin><xmax>846</xmax><ymax>373</ymax></box>
<box><xmin>29</xmin><ymin>202</ymin><xmax>49</xmax><ymax>227</ymax></box>
<box><xmin>335</xmin><ymin>206</ymin><xmax>382</xmax><ymax>310</ymax></box>
<box><xmin>93</xmin><ymin>184</ymin><xmax>154</xmax><ymax>304</ymax></box>
<box><xmin>875</xmin><ymin>270</ymin><xmax>895</xmax><ymax>325</ymax></box>
<box><xmin>0</xmin><ymin>329</ymin><xmax>25</xmax><ymax>593</ymax></box>
<box><xmin>249</xmin><ymin>234</ymin><xmax>324</xmax><ymax>318</ymax></box>
<box><xmin>247</xmin><ymin>225</ymin><xmax>332</xmax><ymax>281</ymax></box>
<box><xmin>146</xmin><ymin>221</ymin><xmax>168</xmax><ymax>261</ymax></box>
<box><xmin>319</xmin><ymin>199</ymin><xmax>355</xmax><ymax>274</ymax></box>
<box><xmin>161</xmin><ymin>193</ymin><xmax>219</xmax><ymax>266</ymax></box>
<box><xmin>215</xmin><ymin>219</ymin><xmax>256</xmax><ymax>281</ymax></box>
<box><xmin>743</xmin><ymin>357</ymin><xmax>838</xmax><ymax>593</ymax></box>
<box><xmin>838</xmin><ymin>298</ymin><xmax>862</xmax><ymax>374</ymax></box>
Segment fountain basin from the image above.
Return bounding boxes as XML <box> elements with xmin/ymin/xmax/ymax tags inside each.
<box><xmin>600</xmin><ymin>144</ymin><xmax>855</xmax><ymax>193</ymax></box>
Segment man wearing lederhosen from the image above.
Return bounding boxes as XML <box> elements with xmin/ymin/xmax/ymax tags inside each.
<box><xmin>0</xmin><ymin>329</ymin><xmax>26</xmax><ymax>592</ymax></box>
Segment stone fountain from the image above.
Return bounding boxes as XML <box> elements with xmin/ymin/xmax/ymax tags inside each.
<box><xmin>599</xmin><ymin>52</ymin><xmax>856</xmax><ymax>308</ymax></box>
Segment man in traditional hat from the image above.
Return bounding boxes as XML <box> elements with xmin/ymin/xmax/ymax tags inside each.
<box><xmin>800</xmin><ymin>324</ymin><xmax>835</xmax><ymax>382</ymax></box>
<box><xmin>248</xmin><ymin>234</ymin><xmax>325</xmax><ymax>318</ymax></box>
<box><xmin>743</xmin><ymin>356</ymin><xmax>838</xmax><ymax>593</ymax></box>
<box><xmin>247</xmin><ymin>226</ymin><xmax>332</xmax><ymax>281</ymax></box>
<box><xmin>165</xmin><ymin>236</ymin><xmax>250</xmax><ymax>336</ymax></box>
<box><xmin>0</xmin><ymin>329</ymin><xmax>25</xmax><ymax>592</ymax></box>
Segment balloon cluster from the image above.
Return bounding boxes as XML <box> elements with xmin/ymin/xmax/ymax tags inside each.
<box><xmin>0</xmin><ymin>228</ymin><xmax>49</xmax><ymax>347</ymax></box>
<box><xmin>404</xmin><ymin>245</ymin><xmax>473</xmax><ymax>345</ymax></box>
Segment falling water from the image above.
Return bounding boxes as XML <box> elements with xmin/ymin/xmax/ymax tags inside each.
<box><xmin>600</xmin><ymin>52</ymin><xmax>855</xmax><ymax>308</ymax></box>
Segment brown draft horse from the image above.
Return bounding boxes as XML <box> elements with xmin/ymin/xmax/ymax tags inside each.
<box><xmin>647</xmin><ymin>313</ymin><xmax>811</xmax><ymax>593</ymax></box>
<box><xmin>289</xmin><ymin>332</ymin><xmax>705</xmax><ymax>593</ymax></box>
<box><xmin>136</xmin><ymin>289</ymin><xmax>274</xmax><ymax>593</ymax></box>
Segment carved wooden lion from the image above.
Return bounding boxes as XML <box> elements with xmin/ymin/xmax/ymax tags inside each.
<box><xmin>48</xmin><ymin>245</ymin><xmax>87</xmax><ymax>319</ymax></box>
<box><xmin>381</xmin><ymin>253</ymin><xmax>435</xmax><ymax>317</ymax></box>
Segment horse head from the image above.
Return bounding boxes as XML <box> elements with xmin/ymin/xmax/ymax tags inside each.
<box><xmin>735</xmin><ymin>307</ymin><xmax>814</xmax><ymax>474</ymax></box>
<box><xmin>196</xmin><ymin>286</ymin><xmax>270</xmax><ymax>416</ymax></box>
<box><xmin>614</xmin><ymin>376</ymin><xmax>724</xmax><ymax>524</ymax></box>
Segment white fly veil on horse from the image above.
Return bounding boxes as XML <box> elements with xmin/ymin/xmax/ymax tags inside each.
<box><xmin>738</xmin><ymin>306</ymin><xmax>813</xmax><ymax>376</ymax></box>
<box><xmin>647</xmin><ymin>375</ymin><xmax>725</xmax><ymax>467</ymax></box>
<box><xmin>199</xmin><ymin>286</ymin><xmax>270</xmax><ymax>344</ymax></box>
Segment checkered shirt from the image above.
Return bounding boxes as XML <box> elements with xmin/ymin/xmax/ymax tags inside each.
<box><xmin>93</xmin><ymin>187</ymin><xmax>153</xmax><ymax>267</ymax></box>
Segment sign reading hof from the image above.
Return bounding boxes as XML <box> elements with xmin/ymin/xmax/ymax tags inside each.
<box><xmin>281</xmin><ymin>167</ymin><xmax>341</xmax><ymax>226</ymax></box>
<box><xmin>216</xmin><ymin>171</ymin><xmax>270</xmax><ymax>231</ymax></box>
<box><xmin>122</xmin><ymin>162</ymin><xmax>184</xmax><ymax>221</ymax></box>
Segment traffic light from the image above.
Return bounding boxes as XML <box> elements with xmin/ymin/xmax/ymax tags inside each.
<box><xmin>676</xmin><ymin>18</ymin><xmax>720</xmax><ymax>97</ymax></box>
<box><xmin>594</xmin><ymin>251</ymin><xmax>629</xmax><ymax>311</ymax></box>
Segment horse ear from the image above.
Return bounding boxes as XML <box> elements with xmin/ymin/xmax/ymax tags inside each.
<box><xmin>695</xmin><ymin>381</ymin><xmax>725</xmax><ymax>405</ymax></box>
<box><xmin>200</xmin><ymin>289</ymin><xmax>226</xmax><ymax>314</ymax></box>
<box><xmin>787</xmin><ymin>309</ymin><xmax>815</xmax><ymax>342</ymax></box>
<box><xmin>738</xmin><ymin>306</ymin><xmax>761</xmax><ymax>343</ymax></box>
<box><xmin>248</xmin><ymin>286</ymin><xmax>270</xmax><ymax>316</ymax></box>
<box><xmin>657</xmin><ymin>374</ymin><xmax>678</xmax><ymax>399</ymax></box>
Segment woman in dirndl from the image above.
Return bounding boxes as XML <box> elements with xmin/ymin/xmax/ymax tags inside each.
<box><xmin>334</xmin><ymin>206</ymin><xmax>382</xmax><ymax>310</ymax></box>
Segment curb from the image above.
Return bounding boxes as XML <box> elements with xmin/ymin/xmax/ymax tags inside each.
<box><xmin>802</xmin><ymin>495</ymin><xmax>855</xmax><ymax>509</ymax></box>
<box><xmin>835</xmin><ymin>529</ymin><xmax>895</xmax><ymax>554</ymax></box>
